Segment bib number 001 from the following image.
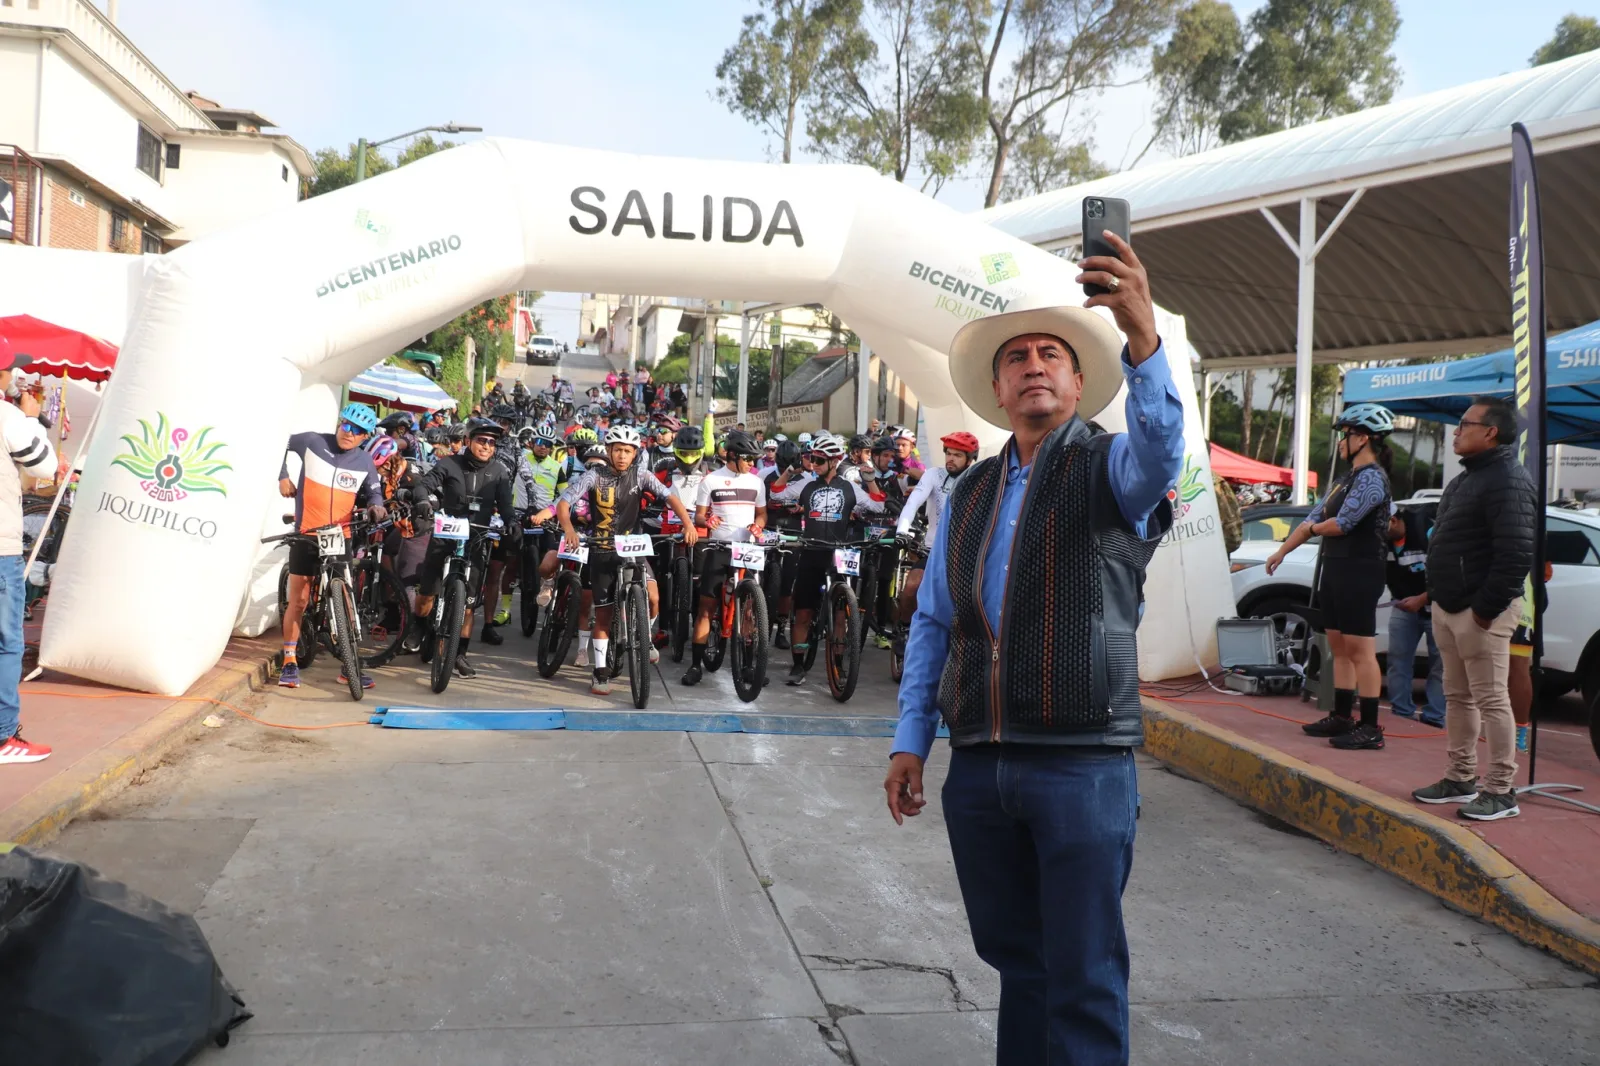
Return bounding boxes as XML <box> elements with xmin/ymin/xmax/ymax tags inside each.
<box><xmin>615</xmin><ymin>534</ymin><xmax>653</xmax><ymax>558</ymax></box>
<box><xmin>833</xmin><ymin>547</ymin><xmax>861</xmax><ymax>576</ymax></box>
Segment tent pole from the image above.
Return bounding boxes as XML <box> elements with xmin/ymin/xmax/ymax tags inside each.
<box><xmin>1202</xmin><ymin>371</ymin><xmax>1213</xmax><ymax>438</ymax></box>
<box><xmin>736</xmin><ymin>305</ymin><xmax>750</xmax><ymax>424</ymax></box>
<box><xmin>1290</xmin><ymin>197</ymin><xmax>1317</xmax><ymax>505</ymax></box>
<box><xmin>856</xmin><ymin>342</ymin><xmax>871</xmax><ymax>434</ymax></box>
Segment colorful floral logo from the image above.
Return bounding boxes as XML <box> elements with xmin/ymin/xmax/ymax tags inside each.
<box><xmin>111</xmin><ymin>413</ymin><xmax>231</xmax><ymax>503</ymax></box>
<box><xmin>1166</xmin><ymin>454</ymin><xmax>1208</xmax><ymax>518</ymax></box>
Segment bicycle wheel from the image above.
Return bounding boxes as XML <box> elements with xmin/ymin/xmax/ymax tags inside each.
<box><xmin>627</xmin><ymin>582</ymin><xmax>651</xmax><ymax>709</ymax></box>
<box><xmin>327</xmin><ymin>577</ymin><xmax>365</xmax><ymax>702</ymax></box>
<box><xmin>537</xmin><ymin>570</ymin><xmax>581</xmax><ymax>678</ymax></box>
<box><xmin>703</xmin><ymin>585</ymin><xmax>727</xmax><ymax>673</ymax></box>
<box><xmin>731</xmin><ymin>578</ymin><xmax>768</xmax><ymax>703</ymax></box>
<box><xmin>889</xmin><ymin>616</ymin><xmax>906</xmax><ymax>683</ymax></box>
<box><xmin>520</xmin><ymin>569</ymin><xmax>540</xmax><ymax>638</ymax></box>
<box><xmin>353</xmin><ymin>560</ymin><xmax>408</xmax><ymax>667</ymax></box>
<box><xmin>856</xmin><ymin>555</ymin><xmax>878</xmax><ymax>650</ymax></box>
<box><xmin>825</xmin><ymin>582</ymin><xmax>861</xmax><ymax>703</ymax></box>
<box><xmin>297</xmin><ymin>582</ymin><xmax>322</xmax><ymax>670</ymax></box>
<box><xmin>431</xmin><ymin>575</ymin><xmax>465</xmax><ymax>694</ymax></box>
<box><xmin>670</xmin><ymin>556</ymin><xmax>691</xmax><ymax>663</ymax></box>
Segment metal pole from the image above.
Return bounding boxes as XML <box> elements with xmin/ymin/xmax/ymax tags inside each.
<box><xmin>856</xmin><ymin>342</ymin><xmax>871</xmax><ymax>433</ymax></box>
<box><xmin>1290</xmin><ymin>197</ymin><xmax>1317</xmax><ymax>505</ymax></box>
<box><xmin>354</xmin><ymin>137</ymin><xmax>367</xmax><ymax>183</ymax></box>
<box><xmin>628</xmin><ymin>295</ymin><xmax>640</xmax><ymax>377</ymax></box>
<box><xmin>736</xmin><ymin>304</ymin><xmax>750</xmax><ymax>423</ymax></box>
<box><xmin>1202</xmin><ymin>371</ymin><xmax>1214</xmax><ymax>438</ymax></box>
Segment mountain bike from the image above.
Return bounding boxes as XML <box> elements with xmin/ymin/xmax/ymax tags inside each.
<box><xmin>423</xmin><ymin>513</ymin><xmax>500</xmax><ymax>694</ymax></box>
<box><xmin>537</xmin><ymin>535</ymin><xmax>588</xmax><ymax>678</ymax></box>
<box><xmin>604</xmin><ymin>534</ymin><xmax>656</xmax><ymax>709</ymax></box>
<box><xmin>656</xmin><ymin>531</ymin><xmax>696</xmax><ymax>663</ymax></box>
<box><xmin>277</xmin><ymin>511</ymin><xmax>411</xmax><ymax>670</ymax></box>
<box><xmin>263</xmin><ymin>520</ymin><xmax>368</xmax><ymax>701</ymax></box>
<box><xmin>883</xmin><ymin>544</ymin><xmax>924</xmax><ymax>683</ymax></box>
<box><xmin>699</xmin><ymin>540</ymin><xmax>770</xmax><ymax>702</ymax></box>
<box><xmin>520</xmin><ymin>513</ymin><xmax>550</xmax><ymax>638</ymax></box>
<box><xmin>773</xmin><ymin>533</ymin><xmax>862</xmax><ymax>703</ymax></box>
<box><xmin>854</xmin><ymin>526</ymin><xmax>902</xmax><ymax>653</ymax></box>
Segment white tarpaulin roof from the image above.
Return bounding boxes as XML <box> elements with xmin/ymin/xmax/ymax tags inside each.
<box><xmin>979</xmin><ymin>49</ymin><xmax>1600</xmax><ymax>365</ymax></box>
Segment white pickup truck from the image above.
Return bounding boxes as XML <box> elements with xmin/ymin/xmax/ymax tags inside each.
<box><xmin>525</xmin><ymin>335</ymin><xmax>561</xmax><ymax>366</ymax></box>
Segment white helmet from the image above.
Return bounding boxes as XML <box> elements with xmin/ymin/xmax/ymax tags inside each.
<box><xmin>894</xmin><ymin>425</ymin><xmax>916</xmax><ymax>442</ymax></box>
<box><xmin>798</xmin><ymin>431</ymin><xmax>813</xmax><ymax>444</ymax></box>
<box><xmin>606</xmin><ymin>425</ymin><xmax>642</xmax><ymax>447</ymax></box>
<box><xmin>811</xmin><ymin>434</ymin><xmax>846</xmax><ymax>459</ymax></box>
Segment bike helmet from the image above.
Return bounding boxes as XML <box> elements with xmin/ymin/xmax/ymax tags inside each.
<box><xmin>570</xmin><ymin>426</ymin><xmax>599</xmax><ymax>445</ymax></box>
<box><xmin>583</xmin><ymin>443</ymin><xmax>609</xmax><ymax>466</ymax></box>
<box><xmin>871</xmin><ymin>436</ymin><xmax>897</xmax><ymax>455</ymax></box>
<box><xmin>446</xmin><ymin>422</ymin><xmax>468</xmax><ymax>443</ymax></box>
<box><xmin>941</xmin><ymin>431</ymin><xmax>980</xmax><ymax>455</ymax></box>
<box><xmin>606</xmin><ymin>425</ymin><xmax>642</xmax><ymax>447</ymax></box>
<box><xmin>673</xmin><ymin>425</ymin><xmax>705</xmax><ymax>463</ymax></box>
<box><xmin>1334</xmin><ymin>402</ymin><xmax>1394</xmax><ymax>436</ymax></box>
<box><xmin>378</xmin><ymin>411</ymin><xmax>413</xmax><ymax>434</ymax></box>
<box><xmin>811</xmin><ymin>434</ymin><xmax>846</xmax><ymax>460</ymax></box>
<box><xmin>657</xmin><ymin>415</ymin><xmax>684</xmax><ymax>432</ymax></box>
<box><xmin>517</xmin><ymin>425</ymin><xmax>536</xmax><ymax>444</ymax></box>
<box><xmin>848</xmin><ymin>434</ymin><xmax>872</xmax><ymax>452</ymax></box>
<box><xmin>339</xmin><ymin>402</ymin><xmax>379</xmax><ymax>435</ymax></box>
<box><xmin>425</xmin><ymin>426</ymin><xmax>451</xmax><ymax>445</ymax></box>
<box><xmin>491</xmin><ymin>403</ymin><xmax>520</xmax><ymax>423</ymax></box>
<box><xmin>894</xmin><ymin>425</ymin><xmax>917</xmax><ymax>442</ymax></box>
<box><xmin>797</xmin><ymin>432</ymin><xmax>813</xmax><ymax>445</ymax></box>
<box><xmin>367</xmin><ymin>435</ymin><xmax>400</xmax><ymax>464</ymax></box>
<box><xmin>532</xmin><ymin>428</ymin><xmax>559</xmax><ymax>447</ymax></box>
<box><xmin>465</xmin><ymin>417</ymin><xmax>505</xmax><ymax>440</ymax></box>
<box><xmin>724</xmin><ymin>429</ymin><xmax>760</xmax><ymax>458</ymax></box>
<box><xmin>774</xmin><ymin>440</ymin><xmax>802</xmax><ymax>470</ymax></box>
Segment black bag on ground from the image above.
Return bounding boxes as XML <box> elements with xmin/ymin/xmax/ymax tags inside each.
<box><xmin>0</xmin><ymin>846</ymin><xmax>251</xmax><ymax>1065</ymax></box>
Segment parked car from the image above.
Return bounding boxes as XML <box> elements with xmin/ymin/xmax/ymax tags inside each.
<box><xmin>525</xmin><ymin>335</ymin><xmax>561</xmax><ymax>366</ymax></box>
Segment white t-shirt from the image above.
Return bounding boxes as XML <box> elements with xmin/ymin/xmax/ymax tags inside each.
<box><xmin>696</xmin><ymin>466</ymin><xmax>766</xmax><ymax>542</ymax></box>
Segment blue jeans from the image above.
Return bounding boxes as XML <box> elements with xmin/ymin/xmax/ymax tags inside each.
<box><xmin>1387</xmin><ymin>607</ymin><xmax>1445</xmax><ymax>723</ymax></box>
<box><xmin>0</xmin><ymin>555</ymin><xmax>23</xmax><ymax>740</ymax></box>
<box><xmin>942</xmin><ymin>745</ymin><xmax>1138</xmax><ymax>1066</ymax></box>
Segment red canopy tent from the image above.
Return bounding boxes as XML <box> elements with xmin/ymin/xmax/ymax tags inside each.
<box><xmin>0</xmin><ymin>314</ymin><xmax>117</xmax><ymax>381</ymax></box>
<box><xmin>1208</xmin><ymin>442</ymin><xmax>1316</xmax><ymax>489</ymax></box>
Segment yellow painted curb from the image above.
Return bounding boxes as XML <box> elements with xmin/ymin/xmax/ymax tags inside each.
<box><xmin>1142</xmin><ymin>696</ymin><xmax>1600</xmax><ymax>975</ymax></box>
<box><xmin>0</xmin><ymin>653</ymin><xmax>276</xmax><ymax>847</ymax></box>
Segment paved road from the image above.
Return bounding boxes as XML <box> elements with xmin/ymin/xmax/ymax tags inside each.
<box><xmin>42</xmin><ymin>606</ymin><xmax>1600</xmax><ymax>1065</ymax></box>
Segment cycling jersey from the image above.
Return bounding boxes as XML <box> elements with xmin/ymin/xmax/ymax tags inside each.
<box><xmin>650</xmin><ymin>458</ymin><xmax>705</xmax><ymax>534</ymax></box>
<box><xmin>530</xmin><ymin>453</ymin><xmax>563</xmax><ymax>500</ymax></box>
<box><xmin>494</xmin><ymin>438</ymin><xmax>545</xmax><ymax>512</ymax></box>
<box><xmin>282</xmin><ymin>432</ymin><xmax>382</xmax><ymax>533</ymax></box>
<box><xmin>772</xmin><ymin>472</ymin><xmax>883</xmax><ymax>545</ymax></box>
<box><xmin>763</xmin><ymin>468</ymin><xmax>809</xmax><ymax>532</ymax></box>
<box><xmin>896</xmin><ymin>466</ymin><xmax>954</xmax><ymax>550</ymax></box>
<box><xmin>695</xmin><ymin>467</ymin><xmax>766</xmax><ymax>542</ymax></box>
<box><xmin>559</xmin><ymin>463</ymin><xmax>676</xmax><ymax>550</ymax></box>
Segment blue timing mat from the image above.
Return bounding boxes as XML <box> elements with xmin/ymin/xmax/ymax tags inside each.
<box><xmin>370</xmin><ymin>706</ymin><xmax>948</xmax><ymax>739</ymax></box>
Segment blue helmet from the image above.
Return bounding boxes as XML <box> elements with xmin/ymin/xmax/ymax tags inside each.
<box><xmin>1334</xmin><ymin>403</ymin><xmax>1394</xmax><ymax>436</ymax></box>
<box><xmin>339</xmin><ymin>402</ymin><xmax>378</xmax><ymax>435</ymax></box>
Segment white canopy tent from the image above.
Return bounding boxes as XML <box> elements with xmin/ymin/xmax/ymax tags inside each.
<box><xmin>981</xmin><ymin>48</ymin><xmax>1600</xmax><ymax>502</ymax></box>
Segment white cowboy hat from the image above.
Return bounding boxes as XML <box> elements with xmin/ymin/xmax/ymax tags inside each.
<box><xmin>948</xmin><ymin>299</ymin><xmax>1124</xmax><ymax>430</ymax></box>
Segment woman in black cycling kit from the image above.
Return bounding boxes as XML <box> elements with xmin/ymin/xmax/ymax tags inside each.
<box><xmin>1268</xmin><ymin>403</ymin><xmax>1396</xmax><ymax>750</ymax></box>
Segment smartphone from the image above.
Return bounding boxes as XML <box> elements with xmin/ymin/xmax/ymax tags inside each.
<box><xmin>1081</xmin><ymin>196</ymin><xmax>1131</xmax><ymax>297</ymax></box>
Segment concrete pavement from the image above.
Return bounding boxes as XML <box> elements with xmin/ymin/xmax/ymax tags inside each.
<box><xmin>42</xmin><ymin>662</ymin><xmax>1600</xmax><ymax>1064</ymax></box>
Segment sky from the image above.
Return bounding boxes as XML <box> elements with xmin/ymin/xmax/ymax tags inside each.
<box><xmin>112</xmin><ymin>0</ymin><xmax>1591</xmax><ymax>344</ymax></box>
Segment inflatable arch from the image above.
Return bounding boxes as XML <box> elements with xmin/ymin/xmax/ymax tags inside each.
<box><xmin>32</xmin><ymin>139</ymin><xmax>1235</xmax><ymax>695</ymax></box>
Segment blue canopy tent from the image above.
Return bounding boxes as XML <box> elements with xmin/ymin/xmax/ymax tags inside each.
<box><xmin>1343</xmin><ymin>319</ymin><xmax>1600</xmax><ymax>443</ymax></box>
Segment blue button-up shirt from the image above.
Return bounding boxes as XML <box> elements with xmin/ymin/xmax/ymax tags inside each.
<box><xmin>891</xmin><ymin>343</ymin><xmax>1186</xmax><ymax>760</ymax></box>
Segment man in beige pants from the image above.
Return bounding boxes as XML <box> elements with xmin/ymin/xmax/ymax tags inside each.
<box><xmin>1410</xmin><ymin>397</ymin><xmax>1537</xmax><ymax>821</ymax></box>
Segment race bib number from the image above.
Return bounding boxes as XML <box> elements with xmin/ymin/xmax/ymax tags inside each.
<box><xmin>756</xmin><ymin>530</ymin><xmax>782</xmax><ymax>546</ymax></box>
<box><xmin>833</xmin><ymin>547</ymin><xmax>861</xmax><ymax>576</ymax></box>
<box><xmin>315</xmin><ymin>526</ymin><xmax>346</xmax><ymax>556</ymax></box>
<box><xmin>615</xmin><ymin>534</ymin><xmax>653</xmax><ymax>558</ymax></box>
<box><xmin>730</xmin><ymin>543</ymin><xmax>766</xmax><ymax>571</ymax></box>
<box><xmin>558</xmin><ymin>544</ymin><xmax>589</xmax><ymax>564</ymax></box>
<box><xmin>433</xmin><ymin>515</ymin><xmax>470</xmax><ymax>540</ymax></box>
<box><xmin>867</xmin><ymin>525</ymin><xmax>891</xmax><ymax>539</ymax></box>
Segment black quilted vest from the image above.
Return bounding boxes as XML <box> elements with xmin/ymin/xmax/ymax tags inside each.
<box><xmin>937</xmin><ymin>418</ymin><xmax>1172</xmax><ymax>748</ymax></box>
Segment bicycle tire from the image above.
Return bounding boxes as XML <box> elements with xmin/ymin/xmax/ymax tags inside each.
<box><xmin>890</xmin><ymin>619</ymin><xmax>905</xmax><ymax>683</ymax></box>
<box><xmin>353</xmin><ymin>560</ymin><xmax>408</xmax><ymax>667</ymax></box>
<box><xmin>731</xmin><ymin>579</ymin><xmax>768</xmax><ymax>703</ymax></box>
<box><xmin>520</xmin><ymin>570</ymin><xmax>540</xmax><ymax>638</ymax></box>
<box><xmin>670</xmin><ymin>556</ymin><xmax>691</xmax><ymax>663</ymax></box>
<box><xmin>300</xmin><ymin>583</ymin><xmax>323</xmax><ymax>671</ymax></box>
<box><xmin>825</xmin><ymin>582</ymin><xmax>861</xmax><ymax>703</ymax></box>
<box><xmin>327</xmin><ymin>577</ymin><xmax>365</xmax><ymax>702</ymax></box>
<box><xmin>627</xmin><ymin>582</ymin><xmax>650</xmax><ymax>708</ymax></box>
<box><xmin>21</xmin><ymin>497</ymin><xmax>70</xmax><ymax>565</ymax></box>
<box><xmin>537</xmin><ymin>570</ymin><xmax>581</xmax><ymax>678</ymax></box>
<box><xmin>704</xmin><ymin>585</ymin><xmax>727</xmax><ymax>673</ymax></box>
<box><xmin>856</xmin><ymin>554</ymin><xmax>878</xmax><ymax>650</ymax></box>
<box><xmin>431</xmin><ymin>575</ymin><xmax>465</xmax><ymax>693</ymax></box>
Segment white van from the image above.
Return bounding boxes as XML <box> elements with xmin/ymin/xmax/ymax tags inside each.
<box><xmin>525</xmin><ymin>335</ymin><xmax>561</xmax><ymax>366</ymax></box>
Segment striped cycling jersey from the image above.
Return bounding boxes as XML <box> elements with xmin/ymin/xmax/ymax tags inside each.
<box><xmin>281</xmin><ymin>432</ymin><xmax>382</xmax><ymax>533</ymax></box>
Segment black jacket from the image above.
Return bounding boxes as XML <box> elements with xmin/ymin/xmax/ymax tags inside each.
<box><xmin>419</xmin><ymin>452</ymin><xmax>516</xmax><ymax>526</ymax></box>
<box><xmin>1425</xmin><ymin>445</ymin><xmax>1537</xmax><ymax>620</ymax></box>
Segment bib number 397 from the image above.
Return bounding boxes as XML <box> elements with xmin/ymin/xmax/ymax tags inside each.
<box><xmin>833</xmin><ymin>547</ymin><xmax>861</xmax><ymax>576</ymax></box>
<box><xmin>730</xmin><ymin>542</ymin><xmax>766</xmax><ymax>571</ymax></box>
<box><xmin>315</xmin><ymin>526</ymin><xmax>346</xmax><ymax>556</ymax></box>
<box><xmin>615</xmin><ymin>534</ymin><xmax>652</xmax><ymax>558</ymax></box>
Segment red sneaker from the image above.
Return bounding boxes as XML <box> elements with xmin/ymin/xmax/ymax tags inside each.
<box><xmin>0</xmin><ymin>732</ymin><xmax>52</xmax><ymax>764</ymax></box>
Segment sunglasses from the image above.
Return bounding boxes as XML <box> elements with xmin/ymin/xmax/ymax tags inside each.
<box><xmin>339</xmin><ymin>421</ymin><xmax>369</xmax><ymax>436</ymax></box>
<box><xmin>469</xmin><ymin>435</ymin><xmax>499</xmax><ymax>446</ymax></box>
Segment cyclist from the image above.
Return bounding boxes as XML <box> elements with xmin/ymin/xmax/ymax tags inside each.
<box><xmin>646</xmin><ymin>423</ymin><xmax>710</xmax><ymax>644</ymax></box>
<box><xmin>480</xmin><ymin>405</ymin><xmax>544</xmax><ymax>646</ymax></box>
<box><xmin>762</xmin><ymin>439</ymin><xmax>807</xmax><ymax>649</ymax></box>
<box><xmin>650</xmin><ymin>418</ymin><xmax>680</xmax><ymax>466</ymax></box>
<box><xmin>557</xmin><ymin>426</ymin><xmax>698</xmax><ymax>695</ymax></box>
<box><xmin>512</xmin><ymin>379</ymin><xmax>530</xmax><ymax>413</ymax></box>
<box><xmin>846</xmin><ymin>434</ymin><xmax>874</xmax><ymax>484</ymax></box>
<box><xmin>411</xmin><ymin>418</ymin><xmax>517</xmax><ymax>679</ymax></box>
<box><xmin>534</xmin><ymin>442</ymin><xmax>608</xmax><ymax>663</ymax></box>
<box><xmin>377</xmin><ymin>412</ymin><xmax>425</xmax><ymax>465</ymax></box>
<box><xmin>892</xmin><ymin>425</ymin><xmax>925</xmax><ymax>485</ymax></box>
<box><xmin>892</xmin><ymin>430</ymin><xmax>979</xmax><ymax>653</ymax></box>
<box><xmin>423</xmin><ymin>426</ymin><xmax>453</xmax><ymax>466</ymax></box>
<box><xmin>868</xmin><ymin>437</ymin><xmax>908</xmax><ymax>514</ymax></box>
<box><xmin>768</xmin><ymin>434</ymin><xmax>884</xmax><ymax>685</ymax></box>
<box><xmin>682</xmin><ymin>430</ymin><xmax>767</xmax><ymax>685</ymax></box>
<box><xmin>756</xmin><ymin>438</ymin><xmax>779</xmax><ymax>477</ymax></box>
<box><xmin>277</xmin><ymin>402</ymin><xmax>385</xmax><ymax>689</ymax></box>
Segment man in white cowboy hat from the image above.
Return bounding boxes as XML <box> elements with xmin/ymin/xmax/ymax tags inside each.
<box><xmin>885</xmin><ymin>232</ymin><xmax>1183</xmax><ymax>1066</ymax></box>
